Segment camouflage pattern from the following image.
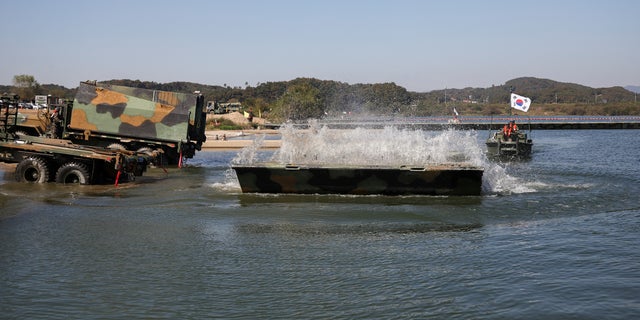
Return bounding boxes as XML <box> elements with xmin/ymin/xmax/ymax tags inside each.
<box><xmin>486</xmin><ymin>131</ymin><xmax>533</xmax><ymax>157</ymax></box>
<box><xmin>72</xmin><ymin>81</ymin><xmax>205</xmax><ymax>146</ymax></box>
<box><xmin>3</xmin><ymin>82</ymin><xmax>207</xmax><ymax>164</ymax></box>
<box><xmin>233</xmin><ymin>163</ymin><xmax>484</xmax><ymax>196</ymax></box>
<box><xmin>2</xmin><ymin>94</ymin><xmax>161</xmax><ymax>184</ymax></box>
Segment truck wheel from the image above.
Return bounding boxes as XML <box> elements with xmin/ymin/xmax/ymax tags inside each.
<box><xmin>55</xmin><ymin>162</ymin><xmax>91</xmax><ymax>184</ymax></box>
<box><xmin>15</xmin><ymin>157</ymin><xmax>51</xmax><ymax>183</ymax></box>
<box><xmin>13</xmin><ymin>130</ymin><xmax>30</xmax><ymax>140</ymax></box>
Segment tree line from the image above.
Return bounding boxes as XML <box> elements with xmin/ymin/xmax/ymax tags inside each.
<box><xmin>3</xmin><ymin>75</ymin><xmax>638</xmax><ymax>121</ymax></box>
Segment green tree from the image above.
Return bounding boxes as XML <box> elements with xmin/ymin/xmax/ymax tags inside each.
<box><xmin>13</xmin><ymin>74</ymin><xmax>39</xmax><ymax>101</ymax></box>
<box><xmin>243</xmin><ymin>97</ymin><xmax>270</xmax><ymax>118</ymax></box>
<box><xmin>271</xmin><ymin>82</ymin><xmax>323</xmax><ymax>121</ymax></box>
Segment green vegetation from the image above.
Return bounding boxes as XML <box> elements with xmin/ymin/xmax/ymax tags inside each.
<box><xmin>205</xmin><ymin>118</ymin><xmax>260</xmax><ymax>131</ymax></box>
<box><xmin>2</xmin><ymin>75</ymin><xmax>638</xmax><ymax>121</ymax></box>
<box><xmin>206</xmin><ymin>118</ymin><xmax>244</xmax><ymax>131</ymax></box>
<box><xmin>1</xmin><ymin>75</ymin><xmax>72</xmax><ymax>103</ymax></box>
<box><xmin>269</xmin><ymin>82</ymin><xmax>324</xmax><ymax>121</ymax></box>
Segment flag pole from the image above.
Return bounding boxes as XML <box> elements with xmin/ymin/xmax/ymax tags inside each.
<box><xmin>509</xmin><ymin>86</ymin><xmax>514</xmax><ymax>117</ymax></box>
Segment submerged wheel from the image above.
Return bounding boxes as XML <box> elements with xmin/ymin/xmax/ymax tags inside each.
<box><xmin>55</xmin><ymin>162</ymin><xmax>91</xmax><ymax>184</ymax></box>
<box><xmin>15</xmin><ymin>156</ymin><xmax>51</xmax><ymax>183</ymax></box>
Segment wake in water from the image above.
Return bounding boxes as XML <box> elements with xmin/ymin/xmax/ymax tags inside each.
<box><xmin>226</xmin><ymin>121</ymin><xmax>534</xmax><ymax>195</ymax></box>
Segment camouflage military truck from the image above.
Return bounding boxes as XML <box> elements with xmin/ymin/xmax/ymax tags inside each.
<box><xmin>1</xmin><ymin>98</ymin><xmax>159</xmax><ymax>185</ymax></box>
<box><xmin>11</xmin><ymin>81</ymin><xmax>207</xmax><ymax>165</ymax></box>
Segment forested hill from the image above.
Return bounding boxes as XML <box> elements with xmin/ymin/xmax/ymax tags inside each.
<box><xmin>98</xmin><ymin>77</ymin><xmax>638</xmax><ymax>106</ymax></box>
<box><xmin>421</xmin><ymin>77</ymin><xmax>635</xmax><ymax>105</ymax></box>
<box><xmin>2</xmin><ymin>77</ymin><xmax>638</xmax><ymax>117</ymax></box>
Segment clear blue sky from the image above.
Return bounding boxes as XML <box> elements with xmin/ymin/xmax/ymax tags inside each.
<box><xmin>2</xmin><ymin>0</ymin><xmax>638</xmax><ymax>92</ymax></box>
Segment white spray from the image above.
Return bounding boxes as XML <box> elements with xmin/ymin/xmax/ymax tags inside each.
<box><xmin>229</xmin><ymin>121</ymin><xmax>532</xmax><ymax>195</ymax></box>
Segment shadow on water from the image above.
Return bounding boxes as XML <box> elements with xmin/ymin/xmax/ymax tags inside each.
<box><xmin>237</xmin><ymin>193</ymin><xmax>483</xmax><ymax>206</ymax></box>
<box><xmin>234</xmin><ymin>221</ymin><xmax>483</xmax><ymax>236</ymax></box>
<box><xmin>0</xmin><ymin>166</ymin><xmax>180</xmax><ymax>214</ymax></box>
<box><xmin>229</xmin><ymin>192</ymin><xmax>487</xmax><ymax>235</ymax></box>
<box><xmin>486</xmin><ymin>153</ymin><xmax>533</xmax><ymax>164</ymax></box>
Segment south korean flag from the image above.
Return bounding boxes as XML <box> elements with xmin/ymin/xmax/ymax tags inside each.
<box><xmin>510</xmin><ymin>93</ymin><xmax>531</xmax><ymax>112</ymax></box>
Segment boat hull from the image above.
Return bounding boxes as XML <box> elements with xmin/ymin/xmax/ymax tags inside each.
<box><xmin>233</xmin><ymin>164</ymin><xmax>484</xmax><ymax>196</ymax></box>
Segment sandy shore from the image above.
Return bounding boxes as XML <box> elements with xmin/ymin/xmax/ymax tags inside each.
<box><xmin>201</xmin><ymin>139</ymin><xmax>281</xmax><ymax>149</ymax></box>
<box><xmin>202</xmin><ymin>129</ymin><xmax>280</xmax><ymax>149</ymax></box>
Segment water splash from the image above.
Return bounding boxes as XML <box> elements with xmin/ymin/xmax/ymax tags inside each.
<box><xmin>210</xmin><ymin>173</ymin><xmax>241</xmax><ymax>192</ymax></box>
<box><xmin>231</xmin><ymin>134</ymin><xmax>267</xmax><ymax>165</ymax></box>
<box><xmin>482</xmin><ymin>163</ymin><xmax>536</xmax><ymax>194</ymax></box>
<box><xmin>231</xmin><ymin>122</ymin><xmax>534</xmax><ymax>195</ymax></box>
<box><xmin>273</xmin><ymin>122</ymin><xmax>485</xmax><ymax>167</ymax></box>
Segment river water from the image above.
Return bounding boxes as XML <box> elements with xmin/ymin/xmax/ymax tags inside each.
<box><xmin>1</xmin><ymin>128</ymin><xmax>639</xmax><ymax>319</ymax></box>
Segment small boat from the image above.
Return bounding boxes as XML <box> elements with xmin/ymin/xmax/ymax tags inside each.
<box><xmin>485</xmin><ymin>123</ymin><xmax>533</xmax><ymax>158</ymax></box>
<box><xmin>486</xmin><ymin>92</ymin><xmax>534</xmax><ymax>158</ymax></box>
<box><xmin>232</xmin><ymin>163</ymin><xmax>484</xmax><ymax>196</ymax></box>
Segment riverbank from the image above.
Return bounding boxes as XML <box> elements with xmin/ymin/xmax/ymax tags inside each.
<box><xmin>202</xmin><ymin>129</ymin><xmax>280</xmax><ymax>149</ymax></box>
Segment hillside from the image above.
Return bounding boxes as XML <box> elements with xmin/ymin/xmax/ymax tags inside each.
<box><xmin>417</xmin><ymin>77</ymin><xmax>636</xmax><ymax>105</ymax></box>
<box><xmin>2</xmin><ymin>77</ymin><xmax>638</xmax><ymax>118</ymax></box>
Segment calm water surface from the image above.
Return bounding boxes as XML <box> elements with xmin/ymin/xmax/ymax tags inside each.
<box><xmin>1</xmin><ymin>129</ymin><xmax>639</xmax><ymax>319</ymax></box>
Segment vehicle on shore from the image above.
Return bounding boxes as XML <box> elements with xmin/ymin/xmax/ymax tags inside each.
<box><xmin>207</xmin><ymin>101</ymin><xmax>243</xmax><ymax>114</ymax></box>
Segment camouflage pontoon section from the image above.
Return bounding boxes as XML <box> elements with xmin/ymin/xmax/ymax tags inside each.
<box><xmin>233</xmin><ymin>163</ymin><xmax>484</xmax><ymax>196</ymax></box>
<box><xmin>71</xmin><ymin>82</ymin><xmax>198</xmax><ymax>143</ymax></box>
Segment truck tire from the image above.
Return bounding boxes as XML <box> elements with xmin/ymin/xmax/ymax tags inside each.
<box><xmin>15</xmin><ymin>156</ymin><xmax>51</xmax><ymax>183</ymax></box>
<box><xmin>55</xmin><ymin>162</ymin><xmax>91</xmax><ymax>184</ymax></box>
